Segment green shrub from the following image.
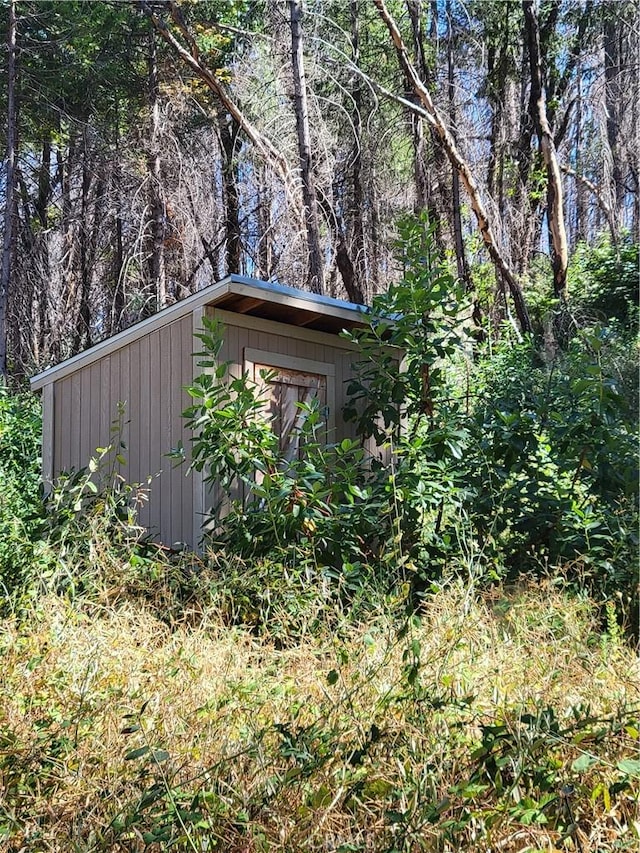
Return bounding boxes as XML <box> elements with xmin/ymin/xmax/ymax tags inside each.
<box><xmin>0</xmin><ymin>388</ymin><xmax>43</xmax><ymax>609</ymax></box>
<box><xmin>172</xmin><ymin>318</ymin><xmax>406</xmax><ymax>597</ymax></box>
<box><xmin>569</xmin><ymin>237</ymin><xmax>639</xmax><ymax>328</ymax></box>
<box><xmin>341</xmin><ymin>221</ymin><xmax>639</xmax><ymax>621</ymax></box>
<box><xmin>42</xmin><ymin>405</ymin><xmax>163</xmax><ymax>601</ymax></box>
<box><xmin>463</xmin><ymin>333</ymin><xmax>638</xmax><ymax>611</ymax></box>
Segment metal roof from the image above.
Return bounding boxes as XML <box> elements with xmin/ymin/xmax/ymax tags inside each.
<box><xmin>30</xmin><ymin>274</ymin><xmax>369</xmax><ymax>390</ymax></box>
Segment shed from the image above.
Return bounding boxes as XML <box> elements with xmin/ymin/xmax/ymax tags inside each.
<box><xmin>30</xmin><ymin>275</ymin><xmax>369</xmax><ymax>549</ymax></box>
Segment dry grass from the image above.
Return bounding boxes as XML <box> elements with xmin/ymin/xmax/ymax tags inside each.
<box><xmin>0</xmin><ymin>580</ymin><xmax>638</xmax><ymax>851</ymax></box>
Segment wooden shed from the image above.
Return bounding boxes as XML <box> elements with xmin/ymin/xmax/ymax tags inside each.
<box><xmin>30</xmin><ymin>275</ymin><xmax>369</xmax><ymax>549</ymax></box>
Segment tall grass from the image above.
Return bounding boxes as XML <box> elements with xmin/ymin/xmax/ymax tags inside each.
<box><xmin>1</xmin><ymin>578</ymin><xmax>637</xmax><ymax>851</ymax></box>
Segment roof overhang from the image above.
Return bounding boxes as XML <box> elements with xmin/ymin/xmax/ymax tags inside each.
<box><xmin>30</xmin><ymin>275</ymin><xmax>369</xmax><ymax>390</ymax></box>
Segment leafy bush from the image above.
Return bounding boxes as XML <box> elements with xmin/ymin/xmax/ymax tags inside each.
<box><xmin>463</xmin><ymin>332</ymin><xmax>638</xmax><ymax>610</ymax></box>
<box><xmin>42</xmin><ymin>405</ymin><xmax>162</xmax><ymax>601</ymax></box>
<box><xmin>0</xmin><ymin>388</ymin><xmax>43</xmax><ymax>609</ymax></box>
<box><xmin>569</xmin><ymin>237</ymin><xmax>639</xmax><ymax>328</ymax></box>
<box><xmin>172</xmin><ymin>317</ymin><xmax>404</xmax><ymax>596</ymax></box>
<box><xmin>341</xmin><ymin>221</ymin><xmax>639</xmax><ymax>622</ymax></box>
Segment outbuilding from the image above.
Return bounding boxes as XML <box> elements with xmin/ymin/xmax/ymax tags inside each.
<box><xmin>30</xmin><ymin>275</ymin><xmax>369</xmax><ymax>549</ymax></box>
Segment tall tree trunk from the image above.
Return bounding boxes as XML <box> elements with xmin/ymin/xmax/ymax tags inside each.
<box><xmin>112</xmin><ymin>97</ymin><xmax>125</xmax><ymax>334</ymax></box>
<box><xmin>445</xmin><ymin>0</ymin><xmax>471</xmax><ymax>290</ymax></box>
<box><xmin>33</xmin><ymin>136</ymin><xmax>52</xmax><ymax>367</ymax></box>
<box><xmin>147</xmin><ymin>29</ymin><xmax>166</xmax><ymax>315</ymax></box>
<box><xmin>375</xmin><ymin>0</ymin><xmax>532</xmax><ymax>333</ymax></box>
<box><xmin>573</xmin><ymin>70</ymin><xmax>588</xmax><ymax>245</ymax></box>
<box><xmin>72</xmin><ymin>134</ymin><xmax>106</xmax><ymax>354</ymax></box>
<box><xmin>256</xmin><ymin>163</ymin><xmax>273</xmax><ymax>280</ymax></box>
<box><xmin>0</xmin><ymin>0</ymin><xmax>17</xmax><ymax>379</ymax></box>
<box><xmin>407</xmin><ymin>0</ymin><xmax>430</xmax><ymax>211</ymax></box>
<box><xmin>289</xmin><ymin>0</ymin><xmax>324</xmax><ymax>294</ymax></box>
<box><xmin>512</xmin><ymin>31</ymin><xmax>537</xmax><ymax>277</ymax></box>
<box><xmin>486</xmin><ymin>1</ymin><xmax>513</xmax><ymax>227</ymax></box>
<box><xmin>604</xmin><ymin>13</ymin><xmax>624</xmax><ymax>235</ymax></box>
<box><xmin>406</xmin><ymin>0</ymin><xmax>449</xmax><ymax>252</ymax></box>
<box><xmin>216</xmin><ymin>103</ymin><xmax>241</xmax><ymax>275</ymax></box>
<box><xmin>348</xmin><ymin>0</ymin><xmax>367</xmax><ymax>303</ymax></box>
<box><xmin>523</xmin><ymin>0</ymin><xmax>568</xmax><ymax>299</ymax></box>
<box><xmin>74</xmin><ymin>141</ymin><xmax>92</xmax><ymax>353</ymax></box>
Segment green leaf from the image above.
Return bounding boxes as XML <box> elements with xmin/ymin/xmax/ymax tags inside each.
<box><xmin>571</xmin><ymin>753</ymin><xmax>598</xmax><ymax>773</ymax></box>
<box><xmin>617</xmin><ymin>759</ymin><xmax>640</xmax><ymax>778</ymax></box>
<box><xmin>151</xmin><ymin>749</ymin><xmax>170</xmax><ymax>763</ymax></box>
<box><xmin>124</xmin><ymin>746</ymin><xmax>150</xmax><ymax>761</ymax></box>
<box><xmin>327</xmin><ymin>669</ymin><xmax>339</xmax><ymax>686</ymax></box>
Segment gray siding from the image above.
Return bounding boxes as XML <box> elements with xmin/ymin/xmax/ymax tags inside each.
<box><xmin>207</xmin><ymin>307</ymin><xmax>359</xmax><ymax>443</ymax></box>
<box><xmin>49</xmin><ymin>308</ymin><xmax>368</xmax><ymax>549</ymax></box>
<box><xmin>52</xmin><ymin>314</ymin><xmax>194</xmax><ymax>547</ymax></box>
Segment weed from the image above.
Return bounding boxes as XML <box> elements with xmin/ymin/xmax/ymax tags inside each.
<box><xmin>0</xmin><ymin>581</ymin><xmax>637</xmax><ymax>850</ymax></box>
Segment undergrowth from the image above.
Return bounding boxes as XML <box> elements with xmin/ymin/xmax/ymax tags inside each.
<box><xmin>0</xmin><ymin>224</ymin><xmax>638</xmax><ymax>850</ymax></box>
<box><xmin>0</xmin><ymin>580</ymin><xmax>638</xmax><ymax>852</ymax></box>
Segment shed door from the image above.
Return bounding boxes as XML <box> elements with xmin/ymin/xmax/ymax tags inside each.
<box><xmin>254</xmin><ymin>364</ymin><xmax>327</xmax><ymax>461</ymax></box>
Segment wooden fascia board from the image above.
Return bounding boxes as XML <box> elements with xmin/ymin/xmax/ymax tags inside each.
<box><xmin>207</xmin><ymin>308</ymin><xmax>362</xmax><ymax>351</ymax></box>
<box><xmin>230</xmin><ymin>279</ymin><xmax>366</xmax><ymax>327</ymax></box>
<box><xmin>30</xmin><ymin>278</ymin><xmax>235</xmax><ymax>390</ymax></box>
<box><xmin>30</xmin><ymin>276</ymin><xmax>367</xmax><ymax>391</ymax></box>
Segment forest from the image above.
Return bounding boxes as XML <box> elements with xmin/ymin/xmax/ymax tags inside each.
<box><xmin>0</xmin><ymin>1</ymin><xmax>638</xmax><ymax>851</ymax></box>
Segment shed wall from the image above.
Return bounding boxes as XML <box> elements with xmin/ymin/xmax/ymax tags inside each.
<box><xmin>206</xmin><ymin>306</ymin><xmax>359</xmax><ymax>441</ymax></box>
<box><xmin>48</xmin><ymin>307</ymin><xmax>369</xmax><ymax>549</ymax></box>
<box><xmin>52</xmin><ymin>313</ymin><xmax>195</xmax><ymax>547</ymax></box>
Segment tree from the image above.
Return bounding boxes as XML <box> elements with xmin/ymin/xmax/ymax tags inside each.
<box><xmin>289</xmin><ymin>0</ymin><xmax>324</xmax><ymax>294</ymax></box>
<box><xmin>0</xmin><ymin>0</ymin><xmax>16</xmax><ymax>378</ymax></box>
<box><xmin>0</xmin><ymin>0</ymin><xmax>637</xmax><ymax>379</ymax></box>
<box><xmin>372</xmin><ymin>0</ymin><xmax>533</xmax><ymax>333</ymax></box>
<box><xmin>523</xmin><ymin>0</ymin><xmax>568</xmax><ymax>299</ymax></box>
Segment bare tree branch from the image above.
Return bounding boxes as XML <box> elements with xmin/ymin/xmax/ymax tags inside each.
<box><xmin>372</xmin><ymin>0</ymin><xmax>532</xmax><ymax>334</ymax></box>
<box><xmin>139</xmin><ymin>1</ymin><xmax>300</xmax><ymax>212</ymax></box>
<box><xmin>560</xmin><ymin>164</ymin><xmax>618</xmax><ymax>244</ymax></box>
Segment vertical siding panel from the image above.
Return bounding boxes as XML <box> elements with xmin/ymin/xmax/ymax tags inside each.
<box><xmin>169</xmin><ymin>320</ymin><xmax>181</xmax><ymax>544</ymax></box>
<box><xmin>159</xmin><ymin>324</ymin><xmax>172</xmax><ymax>544</ymax></box>
<box><xmin>109</xmin><ymin>349</ymin><xmax>121</xmax><ymax>477</ymax></box>
<box><xmin>54</xmin><ymin>378</ymin><xmax>67</xmax><ymax>471</ymax></box>
<box><xmin>41</xmin><ymin>383</ymin><xmax>54</xmax><ymax>488</ymax></box>
<box><xmin>119</xmin><ymin>345</ymin><xmax>131</xmax><ymax>484</ymax></box>
<box><xmin>239</xmin><ymin>324</ymin><xmax>248</xmax><ymax>374</ymax></box>
<box><xmin>291</xmin><ymin>338</ymin><xmax>311</xmax><ymax>362</ymax></box>
<box><xmin>79</xmin><ymin>366</ymin><xmax>92</xmax><ymax>468</ymax></box>
<box><xmin>173</xmin><ymin>320</ymin><xmax>180</xmax><ymax>544</ymax></box>
<box><xmin>70</xmin><ymin>372</ymin><xmax>82</xmax><ymax>470</ymax></box>
<box><xmin>63</xmin><ymin>376</ymin><xmax>73</xmax><ymax>471</ymax></box>
<box><xmin>53</xmin><ymin>380</ymin><xmax>61</xmax><ymax>470</ymax></box>
<box><xmin>128</xmin><ymin>340</ymin><xmax>141</xmax><ymax>486</ymax></box>
<box><xmin>335</xmin><ymin>351</ymin><xmax>346</xmax><ymax>439</ymax></box>
<box><xmin>148</xmin><ymin>329</ymin><xmax>162</xmax><ymax>540</ymax></box>
<box><xmin>89</xmin><ymin>362</ymin><xmax>101</xmax><ymax>466</ymax></box>
<box><xmin>226</xmin><ymin>323</ymin><xmax>240</xmax><ymax>379</ymax></box>
<box><xmin>138</xmin><ymin>335</ymin><xmax>151</xmax><ymax>531</ymax></box>
<box><xmin>191</xmin><ymin>309</ymin><xmax>205</xmax><ymax>549</ymax></box>
<box><xmin>179</xmin><ymin>316</ymin><xmax>193</xmax><ymax>546</ymax></box>
<box><xmin>100</xmin><ymin>357</ymin><xmax>112</xmax><ymax>453</ymax></box>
